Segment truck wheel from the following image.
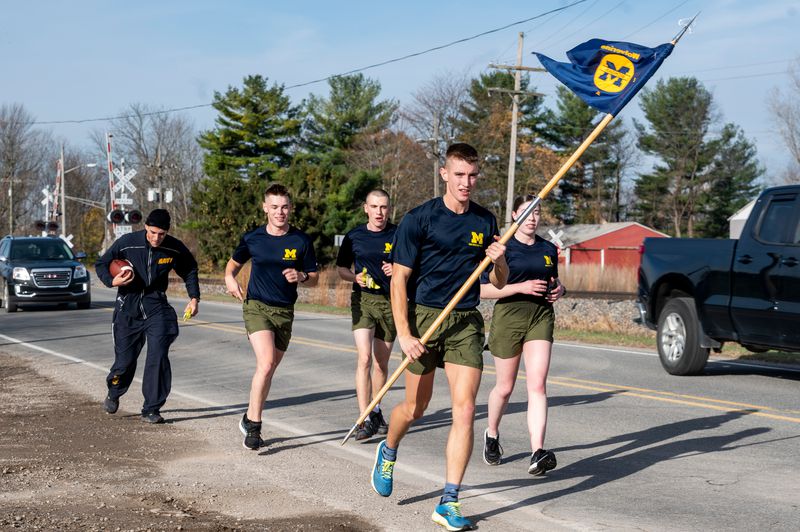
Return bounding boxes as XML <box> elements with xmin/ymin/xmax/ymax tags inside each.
<box><xmin>657</xmin><ymin>297</ymin><xmax>709</xmax><ymax>375</ymax></box>
<box><xmin>77</xmin><ymin>297</ymin><xmax>91</xmax><ymax>310</ymax></box>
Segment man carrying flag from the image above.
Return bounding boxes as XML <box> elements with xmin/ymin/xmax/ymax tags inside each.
<box><xmin>349</xmin><ymin>16</ymin><xmax>694</xmax><ymax>532</ymax></box>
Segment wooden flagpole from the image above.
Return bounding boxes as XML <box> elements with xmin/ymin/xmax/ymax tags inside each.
<box><xmin>342</xmin><ymin>14</ymin><xmax>698</xmax><ymax>444</ymax></box>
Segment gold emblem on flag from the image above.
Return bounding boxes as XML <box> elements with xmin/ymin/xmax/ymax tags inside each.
<box><xmin>594</xmin><ymin>53</ymin><xmax>634</xmax><ymax>93</ymax></box>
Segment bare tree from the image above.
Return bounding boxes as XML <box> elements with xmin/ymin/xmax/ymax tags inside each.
<box><xmin>90</xmin><ymin>103</ymin><xmax>205</xmax><ymax>226</ymax></box>
<box><xmin>768</xmin><ymin>57</ymin><xmax>800</xmax><ymax>184</ymax></box>
<box><xmin>0</xmin><ymin>104</ymin><xmax>54</xmax><ymax>235</ymax></box>
<box><xmin>604</xmin><ymin>126</ymin><xmax>640</xmax><ymax>222</ymax></box>
<box><xmin>346</xmin><ymin>127</ymin><xmax>431</xmax><ymax>219</ymax></box>
<box><xmin>59</xmin><ymin>147</ymin><xmax>108</xmax><ymax>253</ymax></box>
<box><xmin>400</xmin><ymin>72</ymin><xmax>469</xmax><ymax>197</ymax></box>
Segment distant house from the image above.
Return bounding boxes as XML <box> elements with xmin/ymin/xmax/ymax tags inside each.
<box><xmin>727</xmin><ymin>199</ymin><xmax>756</xmax><ymax>239</ymax></box>
<box><xmin>536</xmin><ymin>222</ymin><xmax>669</xmax><ymax>268</ymax></box>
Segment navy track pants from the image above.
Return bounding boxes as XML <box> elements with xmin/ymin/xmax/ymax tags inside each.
<box><xmin>106</xmin><ymin>307</ymin><xmax>179</xmax><ymax>413</ymax></box>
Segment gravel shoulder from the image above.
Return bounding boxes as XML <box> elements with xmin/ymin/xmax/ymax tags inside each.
<box><xmin>0</xmin><ymin>351</ymin><xmax>376</xmax><ymax>531</ymax></box>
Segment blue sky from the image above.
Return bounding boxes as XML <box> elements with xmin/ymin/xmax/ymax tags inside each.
<box><xmin>3</xmin><ymin>0</ymin><xmax>798</xmax><ymax>181</ymax></box>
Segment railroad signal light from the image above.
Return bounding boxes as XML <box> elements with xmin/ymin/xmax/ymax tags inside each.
<box><xmin>125</xmin><ymin>209</ymin><xmax>143</xmax><ymax>224</ymax></box>
<box><xmin>106</xmin><ymin>209</ymin><xmax>125</xmax><ymax>224</ymax></box>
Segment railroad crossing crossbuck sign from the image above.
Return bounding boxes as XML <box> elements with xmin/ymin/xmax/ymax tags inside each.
<box><xmin>112</xmin><ymin>167</ymin><xmax>137</xmax><ymax>205</ymax></box>
<box><xmin>41</xmin><ymin>187</ymin><xmax>55</xmax><ymax>218</ymax></box>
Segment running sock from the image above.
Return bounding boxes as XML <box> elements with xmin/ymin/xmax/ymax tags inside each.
<box><xmin>372</xmin><ymin>405</ymin><xmax>381</xmax><ymax>413</ymax></box>
<box><xmin>381</xmin><ymin>443</ymin><xmax>398</xmax><ymax>462</ymax></box>
<box><xmin>440</xmin><ymin>482</ymin><xmax>460</xmax><ymax>504</ymax></box>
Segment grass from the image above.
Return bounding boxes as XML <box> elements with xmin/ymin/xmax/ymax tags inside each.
<box><xmin>169</xmin><ymin>265</ymin><xmax>798</xmax><ymax>366</ymax></box>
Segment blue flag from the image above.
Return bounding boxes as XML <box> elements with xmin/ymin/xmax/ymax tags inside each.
<box><xmin>534</xmin><ymin>39</ymin><xmax>673</xmax><ymax>116</ymax></box>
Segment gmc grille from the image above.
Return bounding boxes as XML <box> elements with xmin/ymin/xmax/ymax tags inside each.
<box><xmin>32</xmin><ymin>269</ymin><xmax>72</xmax><ymax>288</ymax></box>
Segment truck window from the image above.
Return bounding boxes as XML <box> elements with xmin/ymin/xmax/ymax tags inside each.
<box><xmin>757</xmin><ymin>195</ymin><xmax>799</xmax><ymax>244</ymax></box>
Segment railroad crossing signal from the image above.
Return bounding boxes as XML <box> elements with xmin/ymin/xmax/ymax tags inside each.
<box><xmin>114</xmin><ymin>225</ymin><xmax>133</xmax><ymax>237</ymax></box>
<box><xmin>548</xmin><ymin>229</ymin><xmax>565</xmax><ymax>250</ymax></box>
<box><xmin>113</xmin><ymin>167</ymin><xmax>137</xmax><ymax>205</ymax></box>
<box><xmin>106</xmin><ymin>209</ymin><xmax>142</xmax><ymax>224</ymax></box>
<box><xmin>41</xmin><ymin>187</ymin><xmax>55</xmax><ymax>218</ymax></box>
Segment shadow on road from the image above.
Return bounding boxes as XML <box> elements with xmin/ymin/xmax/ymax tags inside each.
<box><xmin>703</xmin><ymin>360</ymin><xmax>800</xmax><ymax>381</ymax></box>
<box><xmin>465</xmin><ymin>409</ymin><xmax>770</xmax><ymax>524</ymax></box>
<box><xmin>403</xmin><ymin>390</ymin><xmax>626</xmax><ymax>440</ymax></box>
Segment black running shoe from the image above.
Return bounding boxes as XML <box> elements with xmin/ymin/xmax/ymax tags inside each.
<box><xmin>528</xmin><ymin>448</ymin><xmax>557</xmax><ymax>476</ymax></box>
<box><xmin>355</xmin><ymin>414</ymin><xmax>377</xmax><ymax>441</ymax></box>
<box><xmin>142</xmin><ymin>411</ymin><xmax>164</xmax><ymax>424</ymax></box>
<box><xmin>103</xmin><ymin>396</ymin><xmax>119</xmax><ymax>414</ymax></box>
<box><xmin>239</xmin><ymin>414</ymin><xmax>263</xmax><ymax>450</ymax></box>
<box><xmin>483</xmin><ymin>429</ymin><xmax>503</xmax><ymax>466</ymax></box>
<box><xmin>374</xmin><ymin>409</ymin><xmax>389</xmax><ymax>435</ymax></box>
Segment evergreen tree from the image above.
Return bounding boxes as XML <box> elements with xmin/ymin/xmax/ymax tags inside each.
<box><xmin>190</xmin><ymin>75</ymin><xmax>301</xmax><ymax>266</ymax></box>
<box><xmin>633</xmin><ymin>77</ymin><xmax>715</xmax><ymax>237</ymax></box>
<box><xmin>539</xmin><ymin>86</ymin><xmax>627</xmax><ymax>223</ymax></box>
<box><xmin>197</xmin><ymin>75</ymin><xmax>301</xmax><ymax>179</ymax></box>
<box><xmin>188</xmin><ymin>171</ymin><xmax>265</xmax><ymax>268</ymax></box>
<box><xmin>281</xmin><ymin>74</ymin><xmax>395</xmax><ymax>263</ymax></box>
<box><xmin>454</xmin><ymin>71</ymin><xmax>545</xmax><ymax>218</ymax></box>
<box><xmin>696</xmin><ymin>124</ymin><xmax>762</xmax><ymax>237</ymax></box>
<box><xmin>305</xmin><ymin>74</ymin><xmax>396</xmax><ymax>151</ymax></box>
<box><xmin>281</xmin><ymin>151</ymin><xmax>381</xmax><ymax>264</ymax></box>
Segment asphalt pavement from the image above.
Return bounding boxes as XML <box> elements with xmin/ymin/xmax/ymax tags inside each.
<box><xmin>1</xmin><ymin>284</ymin><xmax>798</xmax><ymax>531</ymax></box>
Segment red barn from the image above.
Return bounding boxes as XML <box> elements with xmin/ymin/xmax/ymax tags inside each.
<box><xmin>536</xmin><ymin>222</ymin><xmax>669</xmax><ymax>268</ymax></box>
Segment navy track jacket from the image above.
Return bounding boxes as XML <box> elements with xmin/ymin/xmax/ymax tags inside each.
<box><xmin>96</xmin><ymin>230</ymin><xmax>200</xmax><ymax>318</ymax></box>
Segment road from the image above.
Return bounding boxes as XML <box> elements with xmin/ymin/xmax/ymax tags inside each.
<box><xmin>1</xmin><ymin>285</ymin><xmax>798</xmax><ymax>531</ymax></box>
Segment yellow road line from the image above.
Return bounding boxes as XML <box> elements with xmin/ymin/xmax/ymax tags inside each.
<box><xmin>121</xmin><ymin>311</ymin><xmax>800</xmax><ymax>424</ymax></box>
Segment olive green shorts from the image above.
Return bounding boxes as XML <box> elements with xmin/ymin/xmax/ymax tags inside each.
<box><xmin>351</xmin><ymin>291</ymin><xmax>396</xmax><ymax>342</ymax></box>
<box><xmin>242</xmin><ymin>299</ymin><xmax>295</xmax><ymax>352</ymax></box>
<box><xmin>488</xmin><ymin>300</ymin><xmax>555</xmax><ymax>359</ymax></box>
<box><xmin>406</xmin><ymin>304</ymin><xmax>485</xmax><ymax>375</ymax></box>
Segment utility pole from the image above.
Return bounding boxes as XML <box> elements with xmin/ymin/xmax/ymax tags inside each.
<box><xmin>7</xmin><ymin>177</ymin><xmax>12</xmax><ymax>235</ymax></box>
<box><xmin>156</xmin><ymin>146</ymin><xmax>164</xmax><ymax>208</ymax></box>
<box><xmin>432</xmin><ymin>115</ymin><xmax>441</xmax><ymax>198</ymax></box>
<box><xmin>488</xmin><ymin>32</ymin><xmax>545</xmax><ymax>228</ymax></box>
<box><xmin>60</xmin><ymin>144</ymin><xmax>66</xmax><ymax>236</ymax></box>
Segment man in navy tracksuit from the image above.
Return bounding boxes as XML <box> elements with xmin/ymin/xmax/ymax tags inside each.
<box><xmin>95</xmin><ymin>209</ymin><xmax>200</xmax><ymax>423</ymax></box>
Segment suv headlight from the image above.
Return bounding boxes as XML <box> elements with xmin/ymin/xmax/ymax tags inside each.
<box><xmin>74</xmin><ymin>264</ymin><xmax>88</xmax><ymax>279</ymax></box>
<box><xmin>12</xmin><ymin>267</ymin><xmax>31</xmax><ymax>281</ymax></box>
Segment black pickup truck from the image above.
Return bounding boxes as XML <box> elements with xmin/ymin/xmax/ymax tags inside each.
<box><xmin>636</xmin><ymin>185</ymin><xmax>800</xmax><ymax>375</ymax></box>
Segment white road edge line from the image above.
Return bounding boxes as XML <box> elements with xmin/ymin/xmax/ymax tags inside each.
<box><xmin>0</xmin><ymin>332</ymin><xmax>564</xmax><ymax>527</ymax></box>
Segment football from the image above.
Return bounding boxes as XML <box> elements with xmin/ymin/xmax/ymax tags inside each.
<box><xmin>109</xmin><ymin>259</ymin><xmax>134</xmax><ymax>279</ymax></box>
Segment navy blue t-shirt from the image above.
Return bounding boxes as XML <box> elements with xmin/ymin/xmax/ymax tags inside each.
<box><xmin>481</xmin><ymin>234</ymin><xmax>559</xmax><ymax>305</ymax></box>
<box><xmin>391</xmin><ymin>197</ymin><xmax>499</xmax><ymax>310</ymax></box>
<box><xmin>232</xmin><ymin>225</ymin><xmax>317</xmax><ymax>307</ymax></box>
<box><xmin>336</xmin><ymin>223</ymin><xmax>397</xmax><ymax>296</ymax></box>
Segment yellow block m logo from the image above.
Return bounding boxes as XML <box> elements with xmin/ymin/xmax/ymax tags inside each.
<box><xmin>470</xmin><ymin>232</ymin><xmax>484</xmax><ymax>247</ymax></box>
<box><xmin>283</xmin><ymin>248</ymin><xmax>297</xmax><ymax>260</ymax></box>
<box><xmin>544</xmin><ymin>256</ymin><xmax>553</xmax><ymax>267</ymax></box>
<box><xmin>384</xmin><ymin>242</ymin><xmax>392</xmax><ymax>253</ymax></box>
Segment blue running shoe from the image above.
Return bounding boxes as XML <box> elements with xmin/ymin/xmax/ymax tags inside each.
<box><xmin>432</xmin><ymin>502</ymin><xmax>473</xmax><ymax>531</ymax></box>
<box><xmin>371</xmin><ymin>440</ymin><xmax>395</xmax><ymax>497</ymax></box>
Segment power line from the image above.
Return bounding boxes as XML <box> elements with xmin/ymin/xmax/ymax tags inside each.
<box><xmin>30</xmin><ymin>0</ymin><xmax>589</xmax><ymax>127</ymax></box>
<box><xmin>676</xmin><ymin>58</ymin><xmax>794</xmax><ymax>75</ymax></box>
<box><xmin>528</xmin><ymin>0</ymin><xmax>599</xmax><ymax>52</ymax></box>
<box><xmin>700</xmin><ymin>70</ymin><xmax>789</xmax><ymax>83</ymax></box>
<box><xmin>546</xmin><ymin>0</ymin><xmax>626</xmax><ymax>51</ymax></box>
<box><xmin>622</xmin><ymin>0</ymin><xmax>693</xmax><ymax>40</ymax></box>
